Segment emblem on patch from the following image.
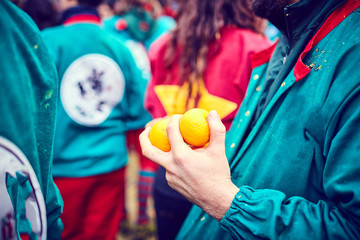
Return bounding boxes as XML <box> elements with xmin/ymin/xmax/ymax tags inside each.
<box><xmin>61</xmin><ymin>54</ymin><xmax>125</xmax><ymax>126</ymax></box>
<box><xmin>0</xmin><ymin>137</ymin><xmax>47</xmax><ymax>240</ymax></box>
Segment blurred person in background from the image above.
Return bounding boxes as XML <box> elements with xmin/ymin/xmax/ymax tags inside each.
<box><xmin>10</xmin><ymin>0</ymin><xmax>59</xmax><ymax>30</ymax></box>
<box><xmin>103</xmin><ymin>0</ymin><xmax>175</xmax><ymax>50</ymax></box>
<box><xmin>9</xmin><ymin>0</ymin><xmax>26</xmax><ymax>8</ymax></box>
<box><xmin>22</xmin><ymin>0</ymin><xmax>59</xmax><ymax>30</ymax></box>
<box><xmin>264</xmin><ymin>21</ymin><xmax>281</xmax><ymax>42</ymax></box>
<box><xmin>144</xmin><ymin>0</ymin><xmax>271</xmax><ymax>239</ymax></box>
<box><xmin>42</xmin><ymin>0</ymin><xmax>150</xmax><ymax>239</ymax></box>
<box><xmin>102</xmin><ymin>1</ymin><xmax>175</xmax><ymax>237</ymax></box>
<box><xmin>98</xmin><ymin>0</ymin><xmax>116</xmax><ymax>19</ymax></box>
<box><xmin>158</xmin><ymin>0</ymin><xmax>177</xmax><ymax>18</ymax></box>
<box><xmin>0</xmin><ymin>1</ymin><xmax>63</xmax><ymax>239</ymax></box>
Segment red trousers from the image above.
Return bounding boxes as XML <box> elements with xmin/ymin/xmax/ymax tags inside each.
<box><xmin>54</xmin><ymin>168</ymin><xmax>125</xmax><ymax>240</ymax></box>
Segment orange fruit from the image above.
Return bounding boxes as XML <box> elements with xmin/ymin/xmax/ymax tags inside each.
<box><xmin>179</xmin><ymin>108</ymin><xmax>210</xmax><ymax>147</ymax></box>
<box><xmin>149</xmin><ymin>118</ymin><xmax>171</xmax><ymax>152</ymax></box>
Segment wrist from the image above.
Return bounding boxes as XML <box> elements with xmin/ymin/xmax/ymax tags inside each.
<box><xmin>199</xmin><ymin>181</ymin><xmax>239</xmax><ymax>221</ymax></box>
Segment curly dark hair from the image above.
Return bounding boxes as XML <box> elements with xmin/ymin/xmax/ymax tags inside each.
<box><xmin>165</xmin><ymin>0</ymin><xmax>264</xmax><ymax>108</ymax></box>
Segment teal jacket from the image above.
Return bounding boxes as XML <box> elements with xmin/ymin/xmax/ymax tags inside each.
<box><xmin>0</xmin><ymin>1</ymin><xmax>63</xmax><ymax>239</ymax></box>
<box><xmin>42</xmin><ymin>8</ymin><xmax>151</xmax><ymax>177</ymax></box>
<box><xmin>178</xmin><ymin>0</ymin><xmax>360</xmax><ymax>239</ymax></box>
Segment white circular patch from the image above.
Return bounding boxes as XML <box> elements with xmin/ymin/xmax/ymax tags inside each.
<box><xmin>61</xmin><ymin>54</ymin><xmax>125</xmax><ymax>126</ymax></box>
<box><xmin>0</xmin><ymin>136</ymin><xmax>47</xmax><ymax>240</ymax></box>
<box><xmin>125</xmin><ymin>40</ymin><xmax>151</xmax><ymax>81</ymax></box>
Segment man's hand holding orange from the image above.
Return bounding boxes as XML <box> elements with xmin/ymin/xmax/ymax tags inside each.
<box><xmin>139</xmin><ymin>109</ymin><xmax>239</xmax><ymax>221</ymax></box>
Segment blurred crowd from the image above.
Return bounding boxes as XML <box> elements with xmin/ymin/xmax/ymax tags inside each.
<box><xmin>6</xmin><ymin>0</ymin><xmax>359</xmax><ymax>240</ymax></box>
<box><xmin>11</xmin><ymin>0</ymin><xmax>178</xmax><ymax>239</ymax></box>
<box><xmin>3</xmin><ymin>0</ymin><xmax>278</xmax><ymax>239</ymax></box>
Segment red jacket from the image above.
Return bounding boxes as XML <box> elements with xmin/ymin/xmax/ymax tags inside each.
<box><xmin>145</xmin><ymin>26</ymin><xmax>271</xmax><ymax>130</ymax></box>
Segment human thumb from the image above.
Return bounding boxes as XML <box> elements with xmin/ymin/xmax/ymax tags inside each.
<box><xmin>207</xmin><ymin>110</ymin><xmax>226</xmax><ymax>149</ymax></box>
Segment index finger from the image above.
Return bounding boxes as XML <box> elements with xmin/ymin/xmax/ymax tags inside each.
<box><xmin>166</xmin><ymin>114</ymin><xmax>190</xmax><ymax>153</ymax></box>
<box><xmin>139</xmin><ymin>126</ymin><xmax>171</xmax><ymax>169</ymax></box>
<box><xmin>145</xmin><ymin>118</ymin><xmax>162</xmax><ymax>128</ymax></box>
<box><xmin>206</xmin><ymin>110</ymin><xmax>226</xmax><ymax>152</ymax></box>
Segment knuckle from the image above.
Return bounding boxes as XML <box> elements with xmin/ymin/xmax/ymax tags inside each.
<box><xmin>139</xmin><ymin>130</ymin><xmax>147</xmax><ymax>140</ymax></box>
<box><xmin>166</xmin><ymin>120</ymin><xmax>177</xmax><ymax>132</ymax></box>
<box><xmin>217</xmin><ymin>123</ymin><xmax>226</xmax><ymax>133</ymax></box>
<box><xmin>141</xmin><ymin>148</ymin><xmax>150</xmax><ymax>157</ymax></box>
<box><xmin>165</xmin><ymin>172</ymin><xmax>173</xmax><ymax>183</ymax></box>
<box><xmin>168</xmin><ymin>182</ymin><xmax>175</xmax><ymax>190</ymax></box>
<box><xmin>173</xmin><ymin>149</ymin><xmax>186</xmax><ymax>162</ymax></box>
<box><xmin>213</xmin><ymin>123</ymin><xmax>226</xmax><ymax>135</ymax></box>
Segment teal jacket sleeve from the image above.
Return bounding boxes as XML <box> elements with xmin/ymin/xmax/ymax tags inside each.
<box><xmin>220</xmin><ymin>45</ymin><xmax>360</xmax><ymax>239</ymax></box>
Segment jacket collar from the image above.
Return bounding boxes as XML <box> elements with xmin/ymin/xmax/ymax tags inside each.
<box><xmin>279</xmin><ymin>0</ymin><xmax>347</xmax><ymax>48</ymax></box>
<box><xmin>249</xmin><ymin>0</ymin><xmax>348</xmax><ymax>120</ymax></box>
<box><xmin>294</xmin><ymin>0</ymin><xmax>360</xmax><ymax>81</ymax></box>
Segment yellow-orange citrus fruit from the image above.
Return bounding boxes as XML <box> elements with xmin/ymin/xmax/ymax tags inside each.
<box><xmin>149</xmin><ymin>118</ymin><xmax>171</xmax><ymax>152</ymax></box>
<box><xmin>179</xmin><ymin>108</ymin><xmax>210</xmax><ymax>147</ymax></box>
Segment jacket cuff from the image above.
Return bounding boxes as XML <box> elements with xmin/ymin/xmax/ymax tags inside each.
<box><xmin>219</xmin><ymin>186</ymin><xmax>254</xmax><ymax>239</ymax></box>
